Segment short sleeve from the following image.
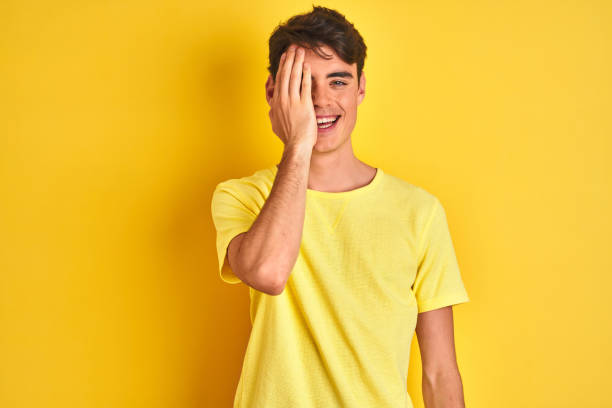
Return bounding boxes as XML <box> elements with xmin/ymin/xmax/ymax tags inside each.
<box><xmin>413</xmin><ymin>197</ymin><xmax>470</xmax><ymax>313</ymax></box>
<box><xmin>210</xmin><ymin>183</ymin><xmax>258</xmax><ymax>285</ymax></box>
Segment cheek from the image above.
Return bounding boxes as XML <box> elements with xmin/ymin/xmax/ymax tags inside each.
<box><xmin>339</xmin><ymin>95</ymin><xmax>358</xmax><ymax>113</ymax></box>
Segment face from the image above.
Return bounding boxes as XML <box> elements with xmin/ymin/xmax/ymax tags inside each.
<box><xmin>266</xmin><ymin>44</ymin><xmax>366</xmax><ymax>153</ymax></box>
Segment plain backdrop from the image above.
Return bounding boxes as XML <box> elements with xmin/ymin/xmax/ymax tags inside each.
<box><xmin>1</xmin><ymin>0</ymin><xmax>611</xmax><ymax>406</ymax></box>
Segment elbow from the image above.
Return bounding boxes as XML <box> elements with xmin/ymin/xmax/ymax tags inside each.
<box><xmin>254</xmin><ymin>264</ymin><xmax>288</xmax><ymax>296</ymax></box>
<box><xmin>266</xmin><ymin>283</ymin><xmax>286</xmax><ymax>296</ymax></box>
<box><xmin>235</xmin><ymin>251</ymin><xmax>287</xmax><ymax>296</ymax></box>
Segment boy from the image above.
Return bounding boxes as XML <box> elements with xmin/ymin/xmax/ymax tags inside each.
<box><xmin>211</xmin><ymin>6</ymin><xmax>469</xmax><ymax>407</ymax></box>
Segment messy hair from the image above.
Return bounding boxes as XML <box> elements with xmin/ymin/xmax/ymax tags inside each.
<box><xmin>267</xmin><ymin>5</ymin><xmax>367</xmax><ymax>81</ymax></box>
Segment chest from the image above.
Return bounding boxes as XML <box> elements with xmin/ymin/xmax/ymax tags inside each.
<box><xmin>298</xmin><ymin>197</ymin><xmax>420</xmax><ymax>303</ymax></box>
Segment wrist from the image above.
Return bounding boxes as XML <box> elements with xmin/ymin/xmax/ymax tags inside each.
<box><xmin>283</xmin><ymin>143</ymin><xmax>312</xmax><ymax>161</ymax></box>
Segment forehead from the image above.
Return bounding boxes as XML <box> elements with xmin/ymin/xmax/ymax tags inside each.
<box><xmin>302</xmin><ymin>44</ymin><xmax>356</xmax><ymax>75</ymax></box>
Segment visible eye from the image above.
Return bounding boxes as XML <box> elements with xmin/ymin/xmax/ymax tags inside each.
<box><xmin>332</xmin><ymin>80</ymin><xmax>347</xmax><ymax>86</ymax></box>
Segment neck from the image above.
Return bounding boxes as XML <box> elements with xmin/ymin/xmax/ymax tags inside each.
<box><xmin>277</xmin><ymin>140</ymin><xmax>375</xmax><ymax>193</ymax></box>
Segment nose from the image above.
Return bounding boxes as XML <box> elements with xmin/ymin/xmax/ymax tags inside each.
<box><xmin>311</xmin><ymin>81</ymin><xmax>332</xmax><ymax>108</ymax></box>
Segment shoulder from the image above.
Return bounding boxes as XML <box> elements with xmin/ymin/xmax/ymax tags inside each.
<box><xmin>213</xmin><ymin>165</ymin><xmax>276</xmax><ymax>204</ymax></box>
<box><xmin>379</xmin><ymin>169</ymin><xmax>441</xmax><ymax>215</ymax></box>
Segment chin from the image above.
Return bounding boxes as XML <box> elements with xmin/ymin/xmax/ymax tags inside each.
<box><xmin>313</xmin><ymin>133</ymin><xmax>348</xmax><ymax>153</ymax></box>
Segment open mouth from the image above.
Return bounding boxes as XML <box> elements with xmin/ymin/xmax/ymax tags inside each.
<box><xmin>317</xmin><ymin>115</ymin><xmax>341</xmax><ymax>131</ymax></box>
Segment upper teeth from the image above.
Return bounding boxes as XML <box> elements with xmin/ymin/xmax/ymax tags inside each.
<box><xmin>317</xmin><ymin>116</ymin><xmax>337</xmax><ymax>124</ymax></box>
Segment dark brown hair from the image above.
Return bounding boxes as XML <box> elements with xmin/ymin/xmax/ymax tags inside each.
<box><xmin>267</xmin><ymin>5</ymin><xmax>367</xmax><ymax>82</ymax></box>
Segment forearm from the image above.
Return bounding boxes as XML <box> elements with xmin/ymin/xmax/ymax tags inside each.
<box><xmin>422</xmin><ymin>369</ymin><xmax>466</xmax><ymax>408</ymax></box>
<box><xmin>239</xmin><ymin>144</ymin><xmax>311</xmax><ymax>292</ymax></box>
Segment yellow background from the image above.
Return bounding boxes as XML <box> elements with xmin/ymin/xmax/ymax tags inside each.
<box><xmin>2</xmin><ymin>0</ymin><xmax>610</xmax><ymax>406</ymax></box>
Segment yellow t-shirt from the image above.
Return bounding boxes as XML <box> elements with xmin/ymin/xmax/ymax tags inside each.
<box><xmin>211</xmin><ymin>164</ymin><xmax>470</xmax><ymax>408</ymax></box>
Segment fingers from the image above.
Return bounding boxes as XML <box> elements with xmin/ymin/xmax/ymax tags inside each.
<box><xmin>289</xmin><ymin>47</ymin><xmax>304</xmax><ymax>100</ymax></box>
<box><xmin>273</xmin><ymin>52</ymin><xmax>286</xmax><ymax>102</ymax></box>
<box><xmin>279</xmin><ymin>46</ymin><xmax>296</xmax><ymax>102</ymax></box>
<box><xmin>301</xmin><ymin>62</ymin><xmax>311</xmax><ymax>103</ymax></box>
<box><xmin>274</xmin><ymin>45</ymin><xmax>309</xmax><ymax>104</ymax></box>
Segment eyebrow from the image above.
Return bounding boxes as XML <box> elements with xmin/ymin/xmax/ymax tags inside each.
<box><xmin>326</xmin><ymin>71</ymin><xmax>353</xmax><ymax>79</ymax></box>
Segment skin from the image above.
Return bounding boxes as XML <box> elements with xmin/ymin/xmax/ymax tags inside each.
<box><xmin>265</xmin><ymin>43</ymin><xmax>376</xmax><ymax>193</ymax></box>
<box><xmin>225</xmin><ymin>44</ymin><xmax>317</xmax><ymax>296</ymax></box>
<box><xmin>417</xmin><ymin>306</ymin><xmax>467</xmax><ymax>407</ymax></box>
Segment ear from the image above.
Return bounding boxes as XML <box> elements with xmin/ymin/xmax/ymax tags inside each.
<box><xmin>357</xmin><ymin>71</ymin><xmax>366</xmax><ymax>106</ymax></box>
<box><xmin>265</xmin><ymin>74</ymin><xmax>275</xmax><ymax>107</ymax></box>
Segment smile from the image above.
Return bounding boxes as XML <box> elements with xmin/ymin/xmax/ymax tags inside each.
<box><xmin>316</xmin><ymin>115</ymin><xmax>341</xmax><ymax>131</ymax></box>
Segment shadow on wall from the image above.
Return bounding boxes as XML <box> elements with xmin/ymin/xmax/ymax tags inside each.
<box><xmin>200</xmin><ymin>26</ymin><xmax>270</xmax><ymax>176</ymax></box>
<box><xmin>157</xmin><ymin>22</ymin><xmax>268</xmax><ymax>407</ymax></box>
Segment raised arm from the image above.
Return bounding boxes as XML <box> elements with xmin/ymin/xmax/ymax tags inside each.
<box><xmin>227</xmin><ymin>44</ymin><xmax>316</xmax><ymax>295</ymax></box>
